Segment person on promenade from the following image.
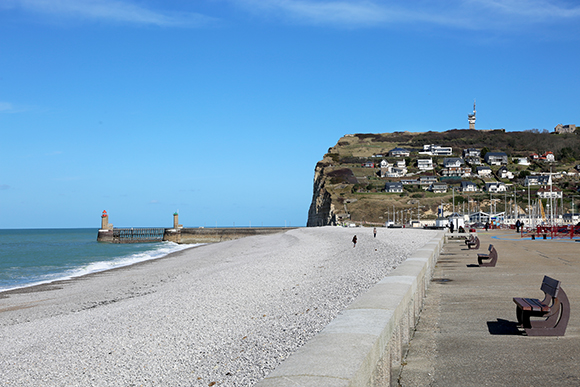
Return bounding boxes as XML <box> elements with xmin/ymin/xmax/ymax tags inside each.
<box><xmin>485</xmin><ymin>222</ymin><xmax>490</xmax><ymax>232</ymax></box>
<box><xmin>373</xmin><ymin>227</ymin><xmax>377</xmax><ymax>238</ymax></box>
<box><xmin>352</xmin><ymin>235</ymin><xmax>357</xmax><ymax>247</ymax></box>
<box><xmin>449</xmin><ymin>221</ymin><xmax>454</xmax><ymax>233</ymax></box>
<box><xmin>515</xmin><ymin>219</ymin><xmax>521</xmax><ymax>233</ymax></box>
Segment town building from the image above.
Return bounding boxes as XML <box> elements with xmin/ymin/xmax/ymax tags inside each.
<box><xmin>485</xmin><ymin>182</ymin><xmax>507</xmax><ymax>193</ymax></box>
<box><xmin>536</xmin><ymin>187</ymin><xmax>563</xmax><ymax>199</ymax></box>
<box><xmin>385</xmin><ymin>182</ymin><xmax>403</xmax><ymax>193</ymax></box>
<box><xmin>476</xmin><ymin>166</ymin><xmax>493</xmax><ymax>177</ymax></box>
<box><xmin>430</xmin><ymin>182</ymin><xmax>448</xmax><ymax>193</ymax></box>
<box><xmin>389</xmin><ymin>147</ymin><xmax>410</xmax><ymax>158</ymax></box>
<box><xmin>443</xmin><ymin>157</ymin><xmax>464</xmax><ymax>168</ymax></box>
<box><xmin>417</xmin><ymin>158</ymin><xmax>434</xmax><ymax>171</ymax></box>
<box><xmin>525</xmin><ymin>175</ymin><xmax>550</xmax><ymax>186</ymax></box>
<box><xmin>498</xmin><ymin>166</ymin><xmax>514</xmax><ymax>179</ymax></box>
<box><xmin>554</xmin><ymin>124</ymin><xmax>576</xmax><ymax>134</ymax></box>
<box><xmin>460</xmin><ymin>181</ymin><xmax>478</xmax><ymax>192</ymax></box>
<box><xmin>484</xmin><ymin>152</ymin><xmax>508</xmax><ymax>165</ymax></box>
<box><xmin>420</xmin><ymin>144</ymin><xmax>452</xmax><ymax>156</ymax></box>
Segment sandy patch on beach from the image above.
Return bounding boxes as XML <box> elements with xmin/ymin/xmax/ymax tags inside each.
<box><xmin>0</xmin><ymin>226</ymin><xmax>435</xmax><ymax>386</ymax></box>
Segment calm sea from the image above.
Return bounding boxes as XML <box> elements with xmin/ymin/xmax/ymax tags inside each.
<box><xmin>0</xmin><ymin>228</ymin><xmax>194</xmax><ymax>292</ymax></box>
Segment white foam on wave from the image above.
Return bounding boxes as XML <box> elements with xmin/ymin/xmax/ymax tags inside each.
<box><xmin>0</xmin><ymin>242</ymin><xmax>201</xmax><ymax>293</ymax></box>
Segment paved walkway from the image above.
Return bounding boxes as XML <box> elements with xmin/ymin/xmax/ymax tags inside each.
<box><xmin>398</xmin><ymin>229</ymin><xmax>580</xmax><ymax>387</ymax></box>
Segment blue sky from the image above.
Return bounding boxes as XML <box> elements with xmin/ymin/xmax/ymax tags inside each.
<box><xmin>1</xmin><ymin>0</ymin><xmax>579</xmax><ymax>228</ymax></box>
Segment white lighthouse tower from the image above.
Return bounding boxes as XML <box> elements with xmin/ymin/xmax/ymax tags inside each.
<box><xmin>468</xmin><ymin>100</ymin><xmax>476</xmax><ymax>129</ymax></box>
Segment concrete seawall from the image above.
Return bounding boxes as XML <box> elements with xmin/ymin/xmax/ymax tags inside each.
<box><xmin>163</xmin><ymin>227</ymin><xmax>297</xmax><ymax>244</ymax></box>
<box><xmin>97</xmin><ymin>227</ymin><xmax>297</xmax><ymax>244</ymax></box>
<box><xmin>256</xmin><ymin>232</ymin><xmax>444</xmax><ymax>387</ymax></box>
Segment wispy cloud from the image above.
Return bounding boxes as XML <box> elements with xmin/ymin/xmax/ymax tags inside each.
<box><xmin>0</xmin><ymin>184</ymin><xmax>10</xmax><ymax>191</ymax></box>
<box><xmin>0</xmin><ymin>102</ymin><xmax>16</xmax><ymax>112</ymax></box>
<box><xmin>8</xmin><ymin>0</ymin><xmax>218</xmax><ymax>27</ymax></box>
<box><xmin>229</xmin><ymin>0</ymin><xmax>580</xmax><ymax>29</ymax></box>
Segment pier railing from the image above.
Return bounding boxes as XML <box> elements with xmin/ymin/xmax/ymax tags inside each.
<box><xmin>111</xmin><ymin>228</ymin><xmax>165</xmax><ymax>243</ymax></box>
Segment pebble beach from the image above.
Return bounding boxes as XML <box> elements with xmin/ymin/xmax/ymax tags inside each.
<box><xmin>0</xmin><ymin>226</ymin><xmax>435</xmax><ymax>387</ymax></box>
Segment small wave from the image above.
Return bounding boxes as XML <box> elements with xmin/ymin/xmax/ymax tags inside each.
<box><xmin>0</xmin><ymin>242</ymin><xmax>200</xmax><ymax>293</ymax></box>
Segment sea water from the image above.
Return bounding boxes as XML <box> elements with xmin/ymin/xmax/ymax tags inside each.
<box><xmin>0</xmin><ymin>228</ymin><xmax>194</xmax><ymax>292</ymax></box>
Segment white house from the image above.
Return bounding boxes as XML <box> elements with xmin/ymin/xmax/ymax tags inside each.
<box><xmin>460</xmin><ymin>181</ymin><xmax>478</xmax><ymax>192</ymax></box>
<box><xmin>385</xmin><ymin>182</ymin><xmax>403</xmax><ymax>193</ymax></box>
<box><xmin>485</xmin><ymin>182</ymin><xmax>507</xmax><ymax>193</ymax></box>
<box><xmin>396</xmin><ymin>160</ymin><xmax>406</xmax><ymax>168</ymax></box>
<box><xmin>389</xmin><ymin>147</ymin><xmax>410</xmax><ymax>158</ymax></box>
<box><xmin>417</xmin><ymin>158</ymin><xmax>434</xmax><ymax>171</ymax></box>
<box><xmin>476</xmin><ymin>166</ymin><xmax>493</xmax><ymax>177</ymax></box>
<box><xmin>536</xmin><ymin>187</ymin><xmax>563</xmax><ymax>199</ymax></box>
<box><xmin>525</xmin><ymin>175</ymin><xmax>550</xmax><ymax>186</ymax></box>
<box><xmin>430</xmin><ymin>182</ymin><xmax>448</xmax><ymax>193</ymax></box>
<box><xmin>380</xmin><ymin>160</ymin><xmax>390</xmax><ymax>169</ymax></box>
<box><xmin>421</xmin><ymin>144</ymin><xmax>452</xmax><ymax>156</ymax></box>
<box><xmin>498</xmin><ymin>166</ymin><xmax>514</xmax><ymax>179</ymax></box>
<box><xmin>443</xmin><ymin>157</ymin><xmax>464</xmax><ymax>168</ymax></box>
<box><xmin>463</xmin><ymin>148</ymin><xmax>481</xmax><ymax>158</ymax></box>
<box><xmin>515</xmin><ymin>157</ymin><xmax>530</xmax><ymax>166</ymax></box>
<box><xmin>484</xmin><ymin>152</ymin><xmax>508</xmax><ymax>165</ymax></box>
<box><xmin>419</xmin><ymin>175</ymin><xmax>438</xmax><ymax>185</ymax></box>
<box><xmin>541</xmin><ymin>151</ymin><xmax>555</xmax><ymax>162</ymax></box>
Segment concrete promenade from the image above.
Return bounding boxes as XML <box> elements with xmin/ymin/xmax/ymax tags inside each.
<box><xmin>399</xmin><ymin>230</ymin><xmax>580</xmax><ymax>386</ymax></box>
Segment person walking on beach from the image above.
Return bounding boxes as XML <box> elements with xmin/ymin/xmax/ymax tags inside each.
<box><xmin>352</xmin><ymin>235</ymin><xmax>357</xmax><ymax>247</ymax></box>
<box><xmin>373</xmin><ymin>227</ymin><xmax>377</xmax><ymax>238</ymax></box>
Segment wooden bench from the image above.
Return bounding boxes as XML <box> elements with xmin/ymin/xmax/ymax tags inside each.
<box><xmin>465</xmin><ymin>235</ymin><xmax>480</xmax><ymax>250</ymax></box>
<box><xmin>477</xmin><ymin>244</ymin><xmax>497</xmax><ymax>267</ymax></box>
<box><xmin>513</xmin><ymin>276</ymin><xmax>570</xmax><ymax>336</ymax></box>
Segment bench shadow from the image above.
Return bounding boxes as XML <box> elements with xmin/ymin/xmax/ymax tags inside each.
<box><xmin>487</xmin><ymin>319</ymin><xmax>521</xmax><ymax>335</ymax></box>
<box><xmin>466</xmin><ymin>264</ymin><xmax>480</xmax><ymax>268</ymax></box>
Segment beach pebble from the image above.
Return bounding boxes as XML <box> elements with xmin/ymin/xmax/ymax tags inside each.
<box><xmin>0</xmin><ymin>226</ymin><xmax>433</xmax><ymax>386</ymax></box>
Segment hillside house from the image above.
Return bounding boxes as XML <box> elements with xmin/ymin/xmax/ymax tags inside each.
<box><xmin>485</xmin><ymin>182</ymin><xmax>507</xmax><ymax>193</ymax></box>
<box><xmin>464</xmin><ymin>155</ymin><xmax>481</xmax><ymax>165</ymax></box>
<box><xmin>443</xmin><ymin>157</ymin><xmax>464</xmax><ymax>168</ymax></box>
<box><xmin>460</xmin><ymin>181</ymin><xmax>478</xmax><ymax>192</ymax></box>
<box><xmin>463</xmin><ymin>148</ymin><xmax>480</xmax><ymax>158</ymax></box>
<box><xmin>525</xmin><ymin>175</ymin><xmax>550</xmax><ymax>186</ymax></box>
<box><xmin>498</xmin><ymin>166</ymin><xmax>514</xmax><ymax>179</ymax></box>
<box><xmin>417</xmin><ymin>158</ymin><xmax>433</xmax><ymax>171</ymax></box>
<box><xmin>380</xmin><ymin>160</ymin><xmax>390</xmax><ymax>169</ymax></box>
<box><xmin>401</xmin><ymin>178</ymin><xmax>418</xmax><ymax>185</ymax></box>
<box><xmin>362</xmin><ymin>162</ymin><xmax>375</xmax><ymax>168</ymax></box>
<box><xmin>385</xmin><ymin>182</ymin><xmax>403</xmax><ymax>193</ymax></box>
<box><xmin>441</xmin><ymin>167</ymin><xmax>472</xmax><ymax>178</ymax></box>
<box><xmin>554</xmin><ymin>124</ymin><xmax>576</xmax><ymax>134</ymax></box>
<box><xmin>536</xmin><ymin>187</ymin><xmax>563</xmax><ymax>199</ymax></box>
<box><xmin>515</xmin><ymin>157</ymin><xmax>530</xmax><ymax>166</ymax></box>
<box><xmin>419</xmin><ymin>175</ymin><xmax>438</xmax><ymax>186</ymax></box>
<box><xmin>484</xmin><ymin>152</ymin><xmax>508</xmax><ymax>166</ymax></box>
<box><xmin>396</xmin><ymin>160</ymin><xmax>406</xmax><ymax>168</ymax></box>
<box><xmin>383</xmin><ymin>167</ymin><xmax>407</xmax><ymax>178</ymax></box>
<box><xmin>430</xmin><ymin>182</ymin><xmax>448</xmax><ymax>193</ymax></box>
<box><xmin>476</xmin><ymin>166</ymin><xmax>493</xmax><ymax>177</ymax></box>
<box><xmin>540</xmin><ymin>151</ymin><xmax>555</xmax><ymax>162</ymax></box>
<box><xmin>421</xmin><ymin>144</ymin><xmax>452</xmax><ymax>156</ymax></box>
<box><xmin>389</xmin><ymin>147</ymin><xmax>410</xmax><ymax>158</ymax></box>
<box><xmin>530</xmin><ymin>153</ymin><xmax>540</xmax><ymax>161</ymax></box>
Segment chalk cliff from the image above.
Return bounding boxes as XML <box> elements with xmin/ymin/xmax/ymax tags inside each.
<box><xmin>306</xmin><ymin>163</ymin><xmax>337</xmax><ymax>227</ymax></box>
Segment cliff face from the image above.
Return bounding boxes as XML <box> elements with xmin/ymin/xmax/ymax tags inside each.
<box><xmin>307</xmin><ymin>165</ymin><xmax>337</xmax><ymax>227</ymax></box>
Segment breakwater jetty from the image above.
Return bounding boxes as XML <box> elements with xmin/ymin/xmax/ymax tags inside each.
<box><xmin>96</xmin><ymin>211</ymin><xmax>295</xmax><ymax>244</ymax></box>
